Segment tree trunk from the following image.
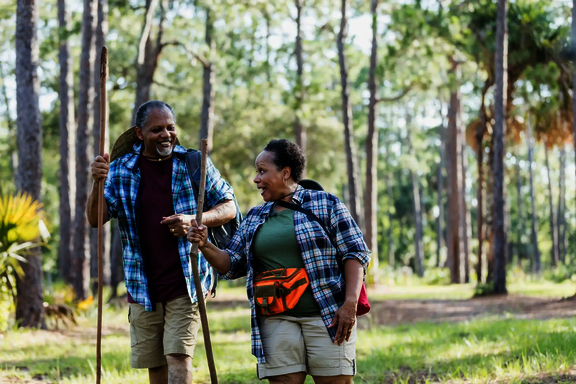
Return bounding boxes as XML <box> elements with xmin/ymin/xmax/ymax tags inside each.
<box><xmin>200</xmin><ymin>7</ymin><xmax>215</xmax><ymax>153</ymax></box>
<box><xmin>337</xmin><ymin>0</ymin><xmax>362</xmax><ymax>226</ymax></box>
<box><xmin>492</xmin><ymin>0</ymin><xmax>508</xmax><ymax>294</ymax></box>
<box><xmin>364</xmin><ymin>0</ymin><xmax>379</xmax><ymax>272</ymax></box>
<box><xmin>558</xmin><ymin>146</ymin><xmax>566</xmax><ymax>263</ymax></box>
<box><xmin>461</xmin><ymin>141</ymin><xmax>471</xmax><ymax>283</ymax></box>
<box><xmin>90</xmin><ymin>0</ymin><xmax>110</xmax><ymax>294</ymax></box>
<box><xmin>544</xmin><ymin>141</ymin><xmax>559</xmax><ymax>267</ymax></box>
<box><xmin>15</xmin><ymin>0</ymin><xmax>45</xmax><ymax>329</ymax></box>
<box><xmin>408</xmin><ymin>133</ymin><xmax>424</xmax><ymax>277</ymax></box>
<box><xmin>57</xmin><ymin>0</ymin><xmax>76</xmax><ymax>285</ymax></box>
<box><xmin>386</xmin><ymin>170</ymin><xmax>394</xmax><ymax>268</ymax></box>
<box><xmin>133</xmin><ymin>0</ymin><xmax>161</xmax><ymax>122</ymax></box>
<box><xmin>573</xmin><ymin>0</ymin><xmax>576</xmax><ymax>200</ymax></box>
<box><xmin>527</xmin><ymin>122</ymin><xmax>541</xmax><ymax>273</ymax></box>
<box><xmin>294</xmin><ymin>0</ymin><xmax>306</xmax><ymax>164</ymax></box>
<box><xmin>436</xmin><ymin>106</ymin><xmax>445</xmax><ymax>268</ymax></box>
<box><xmin>475</xmin><ymin>82</ymin><xmax>490</xmax><ymax>283</ymax></box>
<box><xmin>446</xmin><ymin>60</ymin><xmax>463</xmax><ymax>284</ymax></box>
<box><xmin>0</xmin><ymin>62</ymin><xmax>17</xmax><ymax>178</ymax></box>
<box><xmin>72</xmin><ymin>0</ymin><xmax>98</xmax><ymax>301</ymax></box>
<box><xmin>515</xmin><ymin>157</ymin><xmax>524</xmax><ymax>265</ymax></box>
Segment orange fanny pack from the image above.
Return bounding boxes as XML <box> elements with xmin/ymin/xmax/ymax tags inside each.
<box><xmin>253</xmin><ymin>268</ymin><xmax>309</xmax><ymax>315</ymax></box>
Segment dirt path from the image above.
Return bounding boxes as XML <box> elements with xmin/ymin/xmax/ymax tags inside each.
<box><xmin>361</xmin><ymin>295</ymin><xmax>576</xmax><ymax>328</ymax></box>
<box><xmin>207</xmin><ymin>294</ymin><xmax>576</xmax><ymax>329</ymax></box>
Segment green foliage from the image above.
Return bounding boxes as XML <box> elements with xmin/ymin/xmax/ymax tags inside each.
<box><xmin>0</xmin><ymin>192</ymin><xmax>48</xmax><ymax>279</ymax></box>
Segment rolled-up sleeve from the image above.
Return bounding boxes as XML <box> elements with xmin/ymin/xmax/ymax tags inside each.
<box><xmin>204</xmin><ymin>156</ymin><xmax>234</xmax><ymax>207</ymax></box>
<box><xmin>329</xmin><ymin>199</ymin><xmax>371</xmax><ymax>271</ymax></box>
<box><xmin>221</xmin><ymin>208</ymin><xmax>259</xmax><ymax>280</ymax></box>
<box><xmin>103</xmin><ymin>169</ymin><xmax>118</xmax><ymax>219</ymax></box>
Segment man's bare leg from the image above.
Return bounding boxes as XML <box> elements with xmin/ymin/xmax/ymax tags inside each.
<box><xmin>149</xmin><ymin>364</ymin><xmax>168</xmax><ymax>384</ymax></box>
<box><xmin>312</xmin><ymin>375</ymin><xmax>353</xmax><ymax>384</ymax></box>
<box><xmin>166</xmin><ymin>354</ymin><xmax>193</xmax><ymax>384</ymax></box>
<box><xmin>268</xmin><ymin>372</ymin><xmax>307</xmax><ymax>384</ymax></box>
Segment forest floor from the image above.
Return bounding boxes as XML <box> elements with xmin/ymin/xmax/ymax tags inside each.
<box><xmin>2</xmin><ymin>282</ymin><xmax>576</xmax><ymax>383</ymax></box>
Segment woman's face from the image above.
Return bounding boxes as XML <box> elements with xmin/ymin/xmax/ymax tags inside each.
<box><xmin>254</xmin><ymin>151</ymin><xmax>291</xmax><ymax>202</ymax></box>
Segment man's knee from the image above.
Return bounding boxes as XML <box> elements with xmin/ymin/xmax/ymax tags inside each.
<box><xmin>166</xmin><ymin>353</ymin><xmax>193</xmax><ymax>384</ymax></box>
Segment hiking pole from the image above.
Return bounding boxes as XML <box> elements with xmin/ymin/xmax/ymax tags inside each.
<box><xmin>190</xmin><ymin>138</ymin><xmax>218</xmax><ymax>384</ymax></box>
<box><xmin>96</xmin><ymin>46</ymin><xmax>108</xmax><ymax>384</ymax></box>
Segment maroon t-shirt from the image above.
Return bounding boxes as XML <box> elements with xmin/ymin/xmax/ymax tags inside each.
<box><xmin>127</xmin><ymin>156</ymin><xmax>189</xmax><ymax>304</ymax></box>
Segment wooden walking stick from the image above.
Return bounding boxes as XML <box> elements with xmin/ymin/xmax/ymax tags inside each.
<box><xmin>96</xmin><ymin>46</ymin><xmax>108</xmax><ymax>384</ymax></box>
<box><xmin>190</xmin><ymin>138</ymin><xmax>218</xmax><ymax>383</ymax></box>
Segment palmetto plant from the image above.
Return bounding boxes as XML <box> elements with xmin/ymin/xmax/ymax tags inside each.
<box><xmin>0</xmin><ymin>192</ymin><xmax>49</xmax><ymax>295</ymax></box>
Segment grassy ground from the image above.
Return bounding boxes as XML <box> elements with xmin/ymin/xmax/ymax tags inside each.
<box><xmin>2</xmin><ymin>281</ymin><xmax>576</xmax><ymax>383</ymax></box>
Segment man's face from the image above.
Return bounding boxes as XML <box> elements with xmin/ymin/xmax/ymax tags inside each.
<box><xmin>135</xmin><ymin>107</ymin><xmax>177</xmax><ymax>158</ymax></box>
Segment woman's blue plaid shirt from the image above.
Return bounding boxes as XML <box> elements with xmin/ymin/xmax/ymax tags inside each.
<box><xmin>103</xmin><ymin>142</ymin><xmax>234</xmax><ymax>311</ymax></box>
<box><xmin>222</xmin><ymin>186</ymin><xmax>371</xmax><ymax>363</ymax></box>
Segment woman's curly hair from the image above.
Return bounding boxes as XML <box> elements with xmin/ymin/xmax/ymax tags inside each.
<box><xmin>263</xmin><ymin>139</ymin><xmax>306</xmax><ymax>182</ymax></box>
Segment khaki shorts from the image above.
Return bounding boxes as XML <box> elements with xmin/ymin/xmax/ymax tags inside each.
<box><xmin>257</xmin><ymin>315</ymin><xmax>356</xmax><ymax>379</ymax></box>
<box><xmin>128</xmin><ymin>295</ymin><xmax>200</xmax><ymax>369</ymax></box>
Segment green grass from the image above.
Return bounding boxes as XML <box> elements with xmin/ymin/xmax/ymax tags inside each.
<box><xmin>2</xmin><ymin>281</ymin><xmax>576</xmax><ymax>383</ymax></box>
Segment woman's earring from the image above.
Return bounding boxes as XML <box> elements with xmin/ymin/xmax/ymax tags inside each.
<box><xmin>283</xmin><ymin>178</ymin><xmax>287</xmax><ymax>186</ymax></box>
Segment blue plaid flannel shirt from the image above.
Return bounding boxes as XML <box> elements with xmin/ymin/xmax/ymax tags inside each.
<box><xmin>222</xmin><ymin>186</ymin><xmax>371</xmax><ymax>363</ymax></box>
<box><xmin>104</xmin><ymin>142</ymin><xmax>234</xmax><ymax>311</ymax></box>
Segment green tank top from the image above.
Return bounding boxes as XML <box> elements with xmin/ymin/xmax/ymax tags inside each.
<box><xmin>252</xmin><ymin>208</ymin><xmax>320</xmax><ymax>317</ymax></box>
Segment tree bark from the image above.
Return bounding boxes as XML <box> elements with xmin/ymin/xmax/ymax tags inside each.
<box><xmin>0</xmin><ymin>62</ymin><xmax>17</xmax><ymax>178</ymax></box>
<box><xmin>527</xmin><ymin>122</ymin><xmax>541</xmax><ymax>273</ymax></box>
<box><xmin>294</xmin><ymin>0</ymin><xmax>306</xmax><ymax>167</ymax></box>
<box><xmin>573</xmin><ymin>0</ymin><xmax>576</xmax><ymax>200</ymax></box>
<box><xmin>90</xmin><ymin>0</ymin><xmax>110</xmax><ymax>294</ymax></box>
<box><xmin>446</xmin><ymin>60</ymin><xmax>463</xmax><ymax>284</ymax></box>
<box><xmin>133</xmin><ymin>0</ymin><xmax>161</xmax><ymax>122</ymax></box>
<box><xmin>475</xmin><ymin>82</ymin><xmax>490</xmax><ymax>283</ymax></box>
<box><xmin>72</xmin><ymin>0</ymin><xmax>98</xmax><ymax>301</ymax></box>
<box><xmin>544</xmin><ymin>141</ymin><xmax>559</xmax><ymax>267</ymax></box>
<box><xmin>407</xmin><ymin>128</ymin><xmax>424</xmax><ymax>277</ymax></box>
<box><xmin>461</xmin><ymin>140</ymin><xmax>471</xmax><ymax>283</ymax></box>
<box><xmin>337</xmin><ymin>0</ymin><xmax>362</xmax><ymax>226</ymax></box>
<box><xmin>364</xmin><ymin>0</ymin><xmax>379</xmax><ymax>272</ymax></box>
<box><xmin>492</xmin><ymin>0</ymin><xmax>508</xmax><ymax>294</ymax></box>
<box><xmin>558</xmin><ymin>146</ymin><xmax>566</xmax><ymax>263</ymax></box>
<box><xmin>200</xmin><ymin>7</ymin><xmax>215</xmax><ymax>153</ymax></box>
<box><xmin>15</xmin><ymin>0</ymin><xmax>45</xmax><ymax>329</ymax></box>
<box><xmin>515</xmin><ymin>157</ymin><xmax>524</xmax><ymax>265</ymax></box>
<box><xmin>436</xmin><ymin>104</ymin><xmax>445</xmax><ymax>268</ymax></box>
<box><xmin>57</xmin><ymin>0</ymin><xmax>76</xmax><ymax>285</ymax></box>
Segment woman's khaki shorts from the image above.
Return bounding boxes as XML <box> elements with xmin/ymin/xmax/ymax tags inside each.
<box><xmin>128</xmin><ymin>295</ymin><xmax>200</xmax><ymax>369</ymax></box>
<box><xmin>257</xmin><ymin>315</ymin><xmax>357</xmax><ymax>379</ymax></box>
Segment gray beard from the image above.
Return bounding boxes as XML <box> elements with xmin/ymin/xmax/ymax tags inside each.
<box><xmin>156</xmin><ymin>144</ymin><xmax>173</xmax><ymax>157</ymax></box>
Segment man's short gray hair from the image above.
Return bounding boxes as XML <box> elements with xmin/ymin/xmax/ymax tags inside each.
<box><xmin>134</xmin><ymin>100</ymin><xmax>176</xmax><ymax>129</ymax></box>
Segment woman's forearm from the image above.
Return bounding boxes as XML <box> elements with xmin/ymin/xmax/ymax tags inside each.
<box><xmin>199</xmin><ymin>241</ymin><xmax>232</xmax><ymax>275</ymax></box>
<box><xmin>343</xmin><ymin>258</ymin><xmax>363</xmax><ymax>304</ymax></box>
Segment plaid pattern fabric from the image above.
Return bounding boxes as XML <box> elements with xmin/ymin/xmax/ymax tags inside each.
<box><xmin>222</xmin><ymin>186</ymin><xmax>370</xmax><ymax>363</ymax></box>
<box><xmin>104</xmin><ymin>142</ymin><xmax>234</xmax><ymax>311</ymax></box>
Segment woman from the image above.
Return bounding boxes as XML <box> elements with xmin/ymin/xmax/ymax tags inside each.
<box><xmin>188</xmin><ymin>139</ymin><xmax>370</xmax><ymax>384</ymax></box>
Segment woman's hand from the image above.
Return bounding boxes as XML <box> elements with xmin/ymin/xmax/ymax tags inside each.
<box><xmin>328</xmin><ymin>299</ymin><xmax>357</xmax><ymax>346</ymax></box>
<box><xmin>187</xmin><ymin>219</ymin><xmax>208</xmax><ymax>248</ymax></box>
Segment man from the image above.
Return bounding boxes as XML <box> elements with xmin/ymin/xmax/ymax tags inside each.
<box><xmin>87</xmin><ymin>100</ymin><xmax>236</xmax><ymax>384</ymax></box>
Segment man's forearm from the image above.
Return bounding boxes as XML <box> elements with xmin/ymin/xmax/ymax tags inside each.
<box><xmin>201</xmin><ymin>200</ymin><xmax>236</xmax><ymax>227</ymax></box>
<box><xmin>86</xmin><ymin>182</ymin><xmax>109</xmax><ymax>228</ymax></box>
